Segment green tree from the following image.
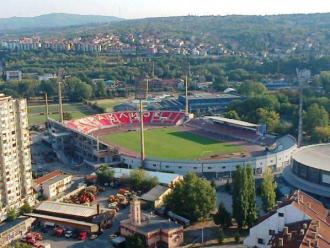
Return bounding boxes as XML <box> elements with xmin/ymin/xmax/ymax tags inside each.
<box><xmin>260</xmin><ymin>167</ymin><xmax>277</xmax><ymax>211</ymax></box>
<box><xmin>232</xmin><ymin>166</ymin><xmax>257</xmax><ymax>228</ymax></box>
<box><xmin>96</xmin><ymin>165</ymin><xmax>114</xmax><ymax>186</ymax></box>
<box><xmin>65</xmin><ymin>77</ymin><xmax>92</xmax><ymax>101</ymax></box>
<box><xmin>319</xmin><ymin>71</ymin><xmax>330</xmax><ymax>93</ymax></box>
<box><xmin>12</xmin><ymin>242</ymin><xmax>32</xmax><ymax>248</ymax></box>
<box><xmin>223</xmin><ymin>110</ymin><xmax>240</xmax><ymax>120</ymax></box>
<box><xmin>125</xmin><ymin>234</ymin><xmax>146</xmax><ymax>248</ymax></box>
<box><xmin>217</xmin><ymin>228</ymin><xmax>225</xmax><ymax>244</ymax></box>
<box><xmin>128</xmin><ymin>169</ymin><xmax>158</xmax><ymax>192</ymax></box>
<box><xmin>213</xmin><ymin>202</ymin><xmax>232</xmax><ymax>228</ymax></box>
<box><xmin>165</xmin><ymin>172</ymin><xmax>216</xmax><ymax>221</ymax></box>
<box><xmin>238</xmin><ymin>81</ymin><xmax>267</xmax><ymax>96</ymax></box>
<box><xmin>304</xmin><ymin>103</ymin><xmax>329</xmax><ymax>132</ymax></box>
<box><xmin>312</xmin><ymin>126</ymin><xmax>330</xmax><ymax>142</ymax></box>
<box><xmin>256</xmin><ymin>108</ymin><xmax>280</xmax><ymax>132</ymax></box>
<box><xmin>96</xmin><ymin>80</ymin><xmax>106</xmax><ymax>97</ymax></box>
<box><xmin>20</xmin><ymin>201</ymin><xmax>32</xmax><ymax>214</ymax></box>
<box><xmin>7</xmin><ymin>208</ymin><xmax>18</xmax><ymax>221</ymax></box>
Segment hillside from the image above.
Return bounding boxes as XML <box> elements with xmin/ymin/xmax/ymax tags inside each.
<box><xmin>0</xmin><ymin>13</ymin><xmax>122</xmax><ymax>31</ymax></box>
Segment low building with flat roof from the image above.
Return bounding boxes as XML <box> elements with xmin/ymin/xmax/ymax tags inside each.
<box><xmin>141</xmin><ymin>185</ymin><xmax>172</xmax><ymax>208</ymax></box>
<box><xmin>120</xmin><ymin>197</ymin><xmax>183</xmax><ymax>248</ymax></box>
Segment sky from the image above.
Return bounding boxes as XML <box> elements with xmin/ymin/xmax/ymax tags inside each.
<box><xmin>1</xmin><ymin>0</ymin><xmax>330</xmax><ymax>19</ymax></box>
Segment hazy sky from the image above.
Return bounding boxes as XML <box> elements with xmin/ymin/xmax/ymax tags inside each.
<box><xmin>1</xmin><ymin>0</ymin><xmax>330</xmax><ymax>19</ymax></box>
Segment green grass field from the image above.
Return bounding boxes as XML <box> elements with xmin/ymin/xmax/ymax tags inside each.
<box><xmin>28</xmin><ymin>103</ymin><xmax>95</xmax><ymax>125</ymax></box>
<box><xmin>100</xmin><ymin>127</ymin><xmax>243</xmax><ymax>160</ymax></box>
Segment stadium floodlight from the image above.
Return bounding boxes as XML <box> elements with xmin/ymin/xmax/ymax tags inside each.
<box><xmin>135</xmin><ymin>80</ymin><xmax>148</xmax><ymax>100</ymax></box>
<box><xmin>57</xmin><ymin>68</ymin><xmax>65</xmax><ymax>123</ymax></box>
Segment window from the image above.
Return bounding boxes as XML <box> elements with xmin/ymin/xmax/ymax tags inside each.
<box><xmin>258</xmin><ymin>238</ymin><xmax>264</xmax><ymax>244</ymax></box>
<box><xmin>269</xmin><ymin>230</ymin><xmax>275</xmax><ymax>235</ymax></box>
<box><xmin>278</xmin><ymin>212</ymin><xmax>284</xmax><ymax>217</ymax></box>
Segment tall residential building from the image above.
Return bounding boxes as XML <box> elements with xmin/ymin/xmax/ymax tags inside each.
<box><xmin>0</xmin><ymin>94</ymin><xmax>33</xmax><ymax>221</ymax></box>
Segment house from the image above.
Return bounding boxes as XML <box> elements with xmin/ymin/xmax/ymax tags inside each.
<box><xmin>120</xmin><ymin>197</ymin><xmax>184</xmax><ymax>248</ymax></box>
<box><xmin>5</xmin><ymin>70</ymin><xmax>22</xmax><ymax>81</ymax></box>
<box><xmin>0</xmin><ymin>217</ymin><xmax>36</xmax><ymax>246</ymax></box>
<box><xmin>33</xmin><ymin>170</ymin><xmax>72</xmax><ymax>199</ymax></box>
<box><xmin>141</xmin><ymin>185</ymin><xmax>172</xmax><ymax>208</ymax></box>
<box><xmin>244</xmin><ymin>190</ymin><xmax>330</xmax><ymax>247</ymax></box>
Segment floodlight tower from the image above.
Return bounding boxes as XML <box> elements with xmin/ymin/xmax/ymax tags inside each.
<box><xmin>57</xmin><ymin>69</ymin><xmax>65</xmax><ymax>123</ymax></box>
<box><xmin>296</xmin><ymin>68</ymin><xmax>311</xmax><ymax>147</ymax></box>
<box><xmin>185</xmin><ymin>75</ymin><xmax>189</xmax><ymax>116</ymax></box>
<box><xmin>45</xmin><ymin>93</ymin><xmax>49</xmax><ymax>119</ymax></box>
<box><xmin>135</xmin><ymin>80</ymin><xmax>148</xmax><ymax>168</ymax></box>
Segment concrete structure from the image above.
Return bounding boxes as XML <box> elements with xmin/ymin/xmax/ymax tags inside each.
<box><xmin>0</xmin><ymin>217</ymin><xmax>35</xmax><ymax>246</ymax></box>
<box><xmin>5</xmin><ymin>70</ymin><xmax>22</xmax><ymax>81</ymax></box>
<box><xmin>244</xmin><ymin>190</ymin><xmax>330</xmax><ymax>248</ymax></box>
<box><xmin>283</xmin><ymin>143</ymin><xmax>330</xmax><ymax>197</ymax></box>
<box><xmin>141</xmin><ymin>185</ymin><xmax>172</xmax><ymax>208</ymax></box>
<box><xmin>0</xmin><ymin>94</ymin><xmax>34</xmax><ymax>221</ymax></box>
<box><xmin>120</xmin><ymin>198</ymin><xmax>184</xmax><ymax>248</ymax></box>
<box><xmin>27</xmin><ymin>201</ymin><xmax>115</xmax><ymax>233</ymax></box>
<box><xmin>33</xmin><ymin>170</ymin><xmax>72</xmax><ymax>200</ymax></box>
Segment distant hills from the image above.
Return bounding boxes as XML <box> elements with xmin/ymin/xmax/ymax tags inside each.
<box><xmin>0</xmin><ymin>13</ymin><xmax>122</xmax><ymax>31</ymax></box>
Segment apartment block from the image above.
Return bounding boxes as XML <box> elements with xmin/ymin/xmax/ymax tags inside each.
<box><xmin>0</xmin><ymin>94</ymin><xmax>33</xmax><ymax>221</ymax></box>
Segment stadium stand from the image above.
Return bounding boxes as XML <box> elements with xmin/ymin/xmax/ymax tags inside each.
<box><xmin>66</xmin><ymin>111</ymin><xmax>186</xmax><ymax>134</ymax></box>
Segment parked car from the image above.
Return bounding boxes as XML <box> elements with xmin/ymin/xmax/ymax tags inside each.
<box><xmin>65</xmin><ymin>230</ymin><xmax>73</xmax><ymax>238</ymax></box>
<box><xmin>89</xmin><ymin>234</ymin><xmax>98</xmax><ymax>240</ymax></box>
<box><xmin>79</xmin><ymin>230</ymin><xmax>87</xmax><ymax>240</ymax></box>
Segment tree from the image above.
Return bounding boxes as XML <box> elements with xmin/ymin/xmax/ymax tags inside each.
<box><xmin>223</xmin><ymin>110</ymin><xmax>240</xmax><ymax>120</ymax></box>
<box><xmin>312</xmin><ymin>126</ymin><xmax>330</xmax><ymax>142</ymax></box>
<box><xmin>232</xmin><ymin>166</ymin><xmax>257</xmax><ymax>228</ymax></box>
<box><xmin>256</xmin><ymin>108</ymin><xmax>280</xmax><ymax>132</ymax></box>
<box><xmin>304</xmin><ymin>103</ymin><xmax>329</xmax><ymax>132</ymax></box>
<box><xmin>217</xmin><ymin>228</ymin><xmax>225</xmax><ymax>244</ymax></box>
<box><xmin>12</xmin><ymin>242</ymin><xmax>32</xmax><ymax>248</ymax></box>
<box><xmin>319</xmin><ymin>71</ymin><xmax>330</xmax><ymax>93</ymax></box>
<box><xmin>260</xmin><ymin>167</ymin><xmax>277</xmax><ymax>212</ymax></box>
<box><xmin>95</xmin><ymin>165</ymin><xmax>114</xmax><ymax>186</ymax></box>
<box><xmin>213</xmin><ymin>202</ymin><xmax>232</xmax><ymax>228</ymax></box>
<box><xmin>238</xmin><ymin>81</ymin><xmax>267</xmax><ymax>96</ymax></box>
<box><xmin>125</xmin><ymin>234</ymin><xmax>146</xmax><ymax>248</ymax></box>
<box><xmin>20</xmin><ymin>201</ymin><xmax>32</xmax><ymax>214</ymax></box>
<box><xmin>165</xmin><ymin>172</ymin><xmax>216</xmax><ymax>221</ymax></box>
<box><xmin>96</xmin><ymin>80</ymin><xmax>106</xmax><ymax>97</ymax></box>
<box><xmin>7</xmin><ymin>208</ymin><xmax>18</xmax><ymax>221</ymax></box>
<box><xmin>128</xmin><ymin>169</ymin><xmax>158</xmax><ymax>192</ymax></box>
<box><xmin>65</xmin><ymin>77</ymin><xmax>92</xmax><ymax>101</ymax></box>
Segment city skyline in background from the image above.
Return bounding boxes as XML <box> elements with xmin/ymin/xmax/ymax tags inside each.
<box><xmin>1</xmin><ymin>0</ymin><xmax>330</xmax><ymax>19</ymax></box>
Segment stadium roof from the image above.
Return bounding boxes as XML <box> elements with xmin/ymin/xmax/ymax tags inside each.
<box><xmin>181</xmin><ymin>92</ymin><xmax>240</xmax><ymax>100</ymax></box>
<box><xmin>111</xmin><ymin>168</ymin><xmax>183</xmax><ymax>186</ymax></box>
<box><xmin>293</xmin><ymin>144</ymin><xmax>330</xmax><ymax>171</ymax></box>
<box><xmin>205</xmin><ymin>116</ymin><xmax>259</xmax><ymax>128</ymax></box>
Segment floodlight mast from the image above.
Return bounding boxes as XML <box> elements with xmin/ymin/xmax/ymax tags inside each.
<box><xmin>296</xmin><ymin>68</ymin><xmax>311</xmax><ymax>148</ymax></box>
<box><xmin>135</xmin><ymin>80</ymin><xmax>148</xmax><ymax>168</ymax></box>
<box><xmin>57</xmin><ymin>69</ymin><xmax>65</xmax><ymax>124</ymax></box>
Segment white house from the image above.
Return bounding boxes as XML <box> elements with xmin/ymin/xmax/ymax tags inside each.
<box><xmin>244</xmin><ymin>190</ymin><xmax>330</xmax><ymax>247</ymax></box>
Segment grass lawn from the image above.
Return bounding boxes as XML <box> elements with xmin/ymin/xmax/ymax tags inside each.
<box><xmin>88</xmin><ymin>98</ymin><xmax>130</xmax><ymax>112</ymax></box>
<box><xmin>100</xmin><ymin>127</ymin><xmax>243</xmax><ymax>160</ymax></box>
<box><xmin>28</xmin><ymin>103</ymin><xmax>95</xmax><ymax>125</ymax></box>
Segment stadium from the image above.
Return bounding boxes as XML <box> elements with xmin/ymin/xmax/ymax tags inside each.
<box><xmin>47</xmin><ymin>110</ymin><xmax>297</xmax><ymax>177</ymax></box>
<box><xmin>283</xmin><ymin>144</ymin><xmax>330</xmax><ymax>197</ymax></box>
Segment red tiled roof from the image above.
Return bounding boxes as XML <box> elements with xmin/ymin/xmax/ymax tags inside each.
<box><xmin>34</xmin><ymin>170</ymin><xmax>62</xmax><ymax>185</ymax></box>
<box><xmin>259</xmin><ymin>190</ymin><xmax>330</xmax><ymax>248</ymax></box>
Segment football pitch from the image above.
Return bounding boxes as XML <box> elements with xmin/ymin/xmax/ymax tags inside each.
<box><xmin>100</xmin><ymin>127</ymin><xmax>243</xmax><ymax>160</ymax></box>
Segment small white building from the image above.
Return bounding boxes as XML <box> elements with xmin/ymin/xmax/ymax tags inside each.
<box><xmin>6</xmin><ymin>70</ymin><xmax>22</xmax><ymax>81</ymax></box>
<box><xmin>34</xmin><ymin>170</ymin><xmax>72</xmax><ymax>200</ymax></box>
<box><xmin>244</xmin><ymin>190</ymin><xmax>330</xmax><ymax>247</ymax></box>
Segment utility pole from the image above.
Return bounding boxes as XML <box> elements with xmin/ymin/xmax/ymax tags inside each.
<box><xmin>185</xmin><ymin>75</ymin><xmax>189</xmax><ymax>115</ymax></box>
<box><xmin>152</xmin><ymin>61</ymin><xmax>155</xmax><ymax>78</ymax></box>
<box><xmin>57</xmin><ymin>69</ymin><xmax>65</xmax><ymax>124</ymax></box>
<box><xmin>139</xmin><ymin>99</ymin><xmax>145</xmax><ymax>165</ymax></box>
<box><xmin>45</xmin><ymin>93</ymin><xmax>49</xmax><ymax>119</ymax></box>
<box><xmin>58</xmin><ymin>81</ymin><xmax>64</xmax><ymax>123</ymax></box>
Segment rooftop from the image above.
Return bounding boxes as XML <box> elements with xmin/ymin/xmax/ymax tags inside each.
<box><xmin>42</xmin><ymin>174</ymin><xmax>72</xmax><ymax>187</ymax></box>
<box><xmin>181</xmin><ymin>93</ymin><xmax>240</xmax><ymax>100</ymax></box>
<box><xmin>35</xmin><ymin>201</ymin><xmax>103</xmax><ymax>218</ymax></box>
<box><xmin>292</xmin><ymin>144</ymin><xmax>330</xmax><ymax>171</ymax></box>
<box><xmin>205</xmin><ymin>116</ymin><xmax>259</xmax><ymax>128</ymax></box>
<box><xmin>0</xmin><ymin>216</ymin><xmax>34</xmax><ymax>234</ymax></box>
<box><xmin>141</xmin><ymin>185</ymin><xmax>169</xmax><ymax>202</ymax></box>
<box><xmin>34</xmin><ymin>170</ymin><xmax>62</xmax><ymax>185</ymax></box>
